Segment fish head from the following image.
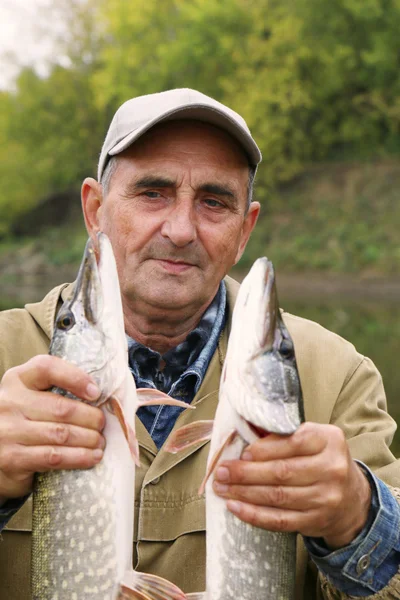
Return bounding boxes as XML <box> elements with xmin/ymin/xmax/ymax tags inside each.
<box><xmin>50</xmin><ymin>237</ymin><xmax>110</xmax><ymax>403</ymax></box>
<box><xmin>227</xmin><ymin>257</ymin><xmax>304</xmax><ymax>435</ymax></box>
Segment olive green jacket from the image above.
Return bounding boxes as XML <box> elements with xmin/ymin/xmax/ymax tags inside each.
<box><xmin>0</xmin><ymin>277</ymin><xmax>400</xmax><ymax>600</ymax></box>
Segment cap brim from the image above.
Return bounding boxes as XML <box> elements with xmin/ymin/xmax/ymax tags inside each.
<box><xmin>107</xmin><ymin>104</ymin><xmax>261</xmax><ymax>168</ymax></box>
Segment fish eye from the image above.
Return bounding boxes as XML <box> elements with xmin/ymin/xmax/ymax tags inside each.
<box><xmin>280</xmin><ymin>337</ymin><xmax>294</xmax><ymax>359</ymax></box>
<box><xmin>57</xmin><ymin>311</ymin><xmax>75</xmax><ymax>331</ymax></box>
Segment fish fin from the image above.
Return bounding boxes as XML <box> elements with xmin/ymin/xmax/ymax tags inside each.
<box><xmin>119</xmin><ymin>570</ymin><xmax>187</xmax><ymax>600</ymax></box>
<box><xmin>118</xmin><ymin>589</ymin><xmax>148</xmax><ymax>600</ymax></box>
<box><xmin>198</xmin><ymin>429</ymin><xmax>238</xmax><ymax>495</ymax></box>
<box><xmin>108</xmin><ymin>396</ymin><xmax>140</xmax><ymax>466</ymax></box>
<box><xmin>164</xmin><ymin>421</ymin><xmax>214</xmax><ymax>454</ymax></box>
<box><xmin>137</xmin><ymin>388</ymin><xmax>195</xmax><ymax>410</ymax></box>
<box><xmin>186</xmin><ymin>594</ymin><xmax>206</xmax><ymax>600</ymax></box>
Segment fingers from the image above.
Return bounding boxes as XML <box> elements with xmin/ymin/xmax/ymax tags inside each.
<box><xmin>0</xmin><ymin>444</ymin><xmax>104</xmax><ymax>479</ymax></box>
<box><xmin>243</xmin><ymin>422</ymin><xmax>331</xmax><ymax>462</ymax></box>
<box><xmin>0</xmin><ymin>355</ymin><xmax>106</xmax><ymax>499</ymax></box>
<box><xmin>10</xmin><ymin>390</ymin><xmax>105</xmax><ymax>432</ymax></box>
<box><xmin>0</xmin><ymin>442</ymin><xmax>105</xmax><ymax>499</ymax></box>
<box><xmin>214</xmin><ymin>453</ymin><xmax>327</xmax><ymax>487</ymax></box>
<box><xmin>0</xmin><ymin>418</ymin><xmax>105</xmax><ymax>450</ymax></box>
<box><xmin>224</xmin><ymin>501</ymin><xmax>326</xmax><ymax>536</ymax></box>
<box><xmin>215</xmin><ymin>423</ymin><xmax>348</xmax><ymax>487</ymax></box>
<box><xmin>0</xmin><ymin>354</ymin><xmax>105</xmax><ymax>432</ymax></box>
<box><xmin>212</xmin><ymin>422</ymin><xmax>372</xmax><ymax>544</ymax></box>
<box><xmin>213</xmin><ymin>482</ymin><xmax>323</xmax><ymax>511</ymax></box>
<box><xmin>4</xmin><ymin>355</ymin><xmax>100</xmax><ymax>402</ymax></box>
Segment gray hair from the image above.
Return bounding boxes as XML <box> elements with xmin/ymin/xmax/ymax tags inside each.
<box><xmin>246</xmin><ymin>165</ymin><xmax>256</xmax><ymax>212</ymax></box>
<box><xmin>100</xmin><ymin>156</ymin><xmax>256</xmax><ymax>210</ymax></box>
<box><xmin>100</xmin><ymin>157</ymin><xmax>118</xmax><ymax>197</ymax></box>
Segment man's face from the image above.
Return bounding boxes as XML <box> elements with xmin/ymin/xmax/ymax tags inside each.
<box><xmin>85</xmin><ymin>120</ymin><xmax>259</xmax><ymax>316</ymax></box>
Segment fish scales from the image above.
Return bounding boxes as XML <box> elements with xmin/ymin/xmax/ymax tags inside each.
<box><xmin>32</xmin><ymin>463</ymin><xmax>119</xmax><ymax>599</ymax></box>
<box><xmin>205</xmin><ymin>438</ymin><xmax>296</xmax><ymax>600</ymax></box>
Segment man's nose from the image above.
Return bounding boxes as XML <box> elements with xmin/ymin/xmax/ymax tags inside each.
<box><xmin>160</xmin><ymin>198</ymin><xmax>197</xmax><ymax>247</ymax></box>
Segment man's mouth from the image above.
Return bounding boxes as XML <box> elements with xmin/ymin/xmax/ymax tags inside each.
<box><xmin>154</xmin><ymin>258</ymin><xmax>195</xmax><ymax>274</ymax></box>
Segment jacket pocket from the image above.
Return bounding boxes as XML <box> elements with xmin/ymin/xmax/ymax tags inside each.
<box><xmin>135</xmin><ymin>443</ymin><xmax>209</xmax><ymax>543</ymax></box>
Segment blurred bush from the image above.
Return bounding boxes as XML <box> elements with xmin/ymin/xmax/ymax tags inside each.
<box><xmin>1</xmin><ymin>0</ymin><xmax>400</xmax><ymax>271</ymax></box>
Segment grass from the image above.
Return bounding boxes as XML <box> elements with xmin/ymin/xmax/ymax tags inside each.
<box><xmin>241</xmin><ymin>159</ymin><xmax>400</xmax><ymax>275</ymax></box>
<box><xmin>1</xmin><ymin>158</ymin><xmax>400</xmax><ymax>278</ymax></box>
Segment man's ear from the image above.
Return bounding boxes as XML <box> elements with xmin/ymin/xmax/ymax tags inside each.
<box><xmin>81</xmin><ymin>178</ymin><xmax>103</xmax><ymax>239</ymax></box>
<box><xmin>234</xmin><ymin>201</ymin><xmax>260</xmax><ymax>264</ymax></box>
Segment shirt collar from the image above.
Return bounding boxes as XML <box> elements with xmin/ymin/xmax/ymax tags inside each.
<box><xmin>126</xmin><ymin>281</ymin><xmax>226</xmax><ymax>393</ymax></box>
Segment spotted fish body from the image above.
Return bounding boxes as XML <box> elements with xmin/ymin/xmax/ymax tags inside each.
<box><xmin>31</xmin><ymin>234</ymin><xmax>136</xmax><ymax>600</ymax></box>
<box><xmin>32</xmin><ymin>234</ymin><xmax>186</xmax><ymax>600</ymax></box>
<box><xmin>165</xmin><ymin>259</ymin><xmax>304</xmax><ymax>599</ymax></box>
<box><xmin>204</xmin><ymin>258</ymin><xmax>304</xmax><ymax>600</ymax></box>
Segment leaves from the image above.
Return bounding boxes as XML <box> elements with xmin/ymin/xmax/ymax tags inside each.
<box><xmin>1</xmin><ymin>0</ymin><xmax>400</xmax><ymax>252</ymax></box>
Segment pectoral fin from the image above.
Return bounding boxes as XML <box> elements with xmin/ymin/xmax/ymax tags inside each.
<box><xmin>198</xmin><ymin>429</ymin><xmax>237</xmax><ymax>495</ymax></box>
<box><xmin>164</xmin><ymin>421</ymin><xmax>214</xmax><ymax>454</ymax></box>
<box><xmin>119</xmin><ymin>570</ymin><xmax>187</xmax><ymax>600</ymax></box>
<box><xmin>137</xmin><ymin>388</ymin><xmax>195</xmax><ymax>410</ymax></box>
<box><xmin>107</xmin><ymin>396</ymin><xmax>140</xmax><ymax>466</ymax></box>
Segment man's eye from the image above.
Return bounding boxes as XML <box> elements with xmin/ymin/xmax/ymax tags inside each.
<box><xmin>143</xmin><ymin>191</ymin><xmax>161</xmax><ymax>199</ymax></box>
<box><xmin>204</xmin><ymin>198</ymin><xmax>224</xmax><ymax>208</ymax></box>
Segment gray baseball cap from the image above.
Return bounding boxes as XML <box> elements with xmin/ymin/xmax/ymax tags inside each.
<box><xmin>97</xmin><ymin>88</ymin><xmax>262</xmax><ymax>181</ymax></box>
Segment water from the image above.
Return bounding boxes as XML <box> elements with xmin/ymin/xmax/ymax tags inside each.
<box><xmin>1</xmin><ymin>280</ymin><xmax>399</xmax><ymax>456</ymax></box>
<box><xmin>282</xmin><ymin>299</ymin><xmax>400</xmax><ymax>456</ymax></box>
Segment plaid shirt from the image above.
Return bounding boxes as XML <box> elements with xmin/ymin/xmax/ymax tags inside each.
<box><xmin>127</xmin><ymin>281</ymin><xmax>226</xmax><ymax>449</ymax></box>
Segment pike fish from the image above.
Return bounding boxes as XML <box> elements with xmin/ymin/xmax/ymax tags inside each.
<box><xmin>166</xmin><ymin>258</ymin><xmax>304</xmax><ymax>600</ymax></box>
<box><xmin>32</xmin><ymin>233</ymin><xmax>190</xmax><ymax>600</ymax></box>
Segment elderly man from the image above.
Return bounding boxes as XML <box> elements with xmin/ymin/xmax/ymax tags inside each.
<box><xmin>0</xmin><ymin>89</ymin><xmax>399</xmax><ymax>599</ymax></box>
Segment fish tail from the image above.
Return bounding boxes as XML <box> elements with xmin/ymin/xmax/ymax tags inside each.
<box><xmin>119</xmin><ymin>571</ymin><xmax>187</xmax><ymax>600</ymax></box>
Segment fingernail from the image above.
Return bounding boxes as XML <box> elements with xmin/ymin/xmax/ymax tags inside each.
<box><xmin>213</xmin><ymin>482</ymin><xmax>229</xmax><ymax>494</ymax></box>
<box><xmin>86</xmin><ymin>382</ymin><xmax>100</xmax><ymax>400</ymax></box>
<box><xmin>97</xmin><ymin>436</ymin><xmax>106</xmax><ymax>450</ymax></box>
<box><xmin>93</xmin><ymin>449</ymin><xmax>103</xmax><ymax>462</ymax></box>
<box><xmin>216</xmin><ymin>466</ymin><xmax>230</xmax><ymax>482</ymax></box>
<box><xmin>242</xmin><ymin>451</ymin><xmax>253</xmax><ymax>461</ymax></box>
<box><xmin>227</xmin><ymin>500</ymin><xmax>242</xmax><ymax>514</ymax></box>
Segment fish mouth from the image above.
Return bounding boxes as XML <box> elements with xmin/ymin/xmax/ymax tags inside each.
<box><xmin>247</xmin><ymin>258</ymin><xmax>280</xmax><ymax>360</ymax></box>
<box><xmin>249</xmin><ymin>423</ymin><xmax>271</xmax><ymax>438</ymax></box>
<box><xmin>260</xmin><ymin>260</ymin><xmax>280</xmax><ymax>351</ymax></box>
<box><xmin>70</xmin><ymin>237</ymin><xmax>101</xmax><ymax>324</ymax></box>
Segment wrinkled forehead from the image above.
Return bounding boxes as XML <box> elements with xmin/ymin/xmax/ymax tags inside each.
<box><xmin>120</xmin><ymin>120</ymin><xmax>250</xmax><ymax>169</ymax></box>
<box><xmin>103</xmin><ymin>120</ymin><xmax>251</xmax><ymax>207</ymax></box>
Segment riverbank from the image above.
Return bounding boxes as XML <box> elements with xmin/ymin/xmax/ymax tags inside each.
<box><xmin>2</xmin><ymin>266</ymin><xmax>400</xmax><ymax>310</ymax></box>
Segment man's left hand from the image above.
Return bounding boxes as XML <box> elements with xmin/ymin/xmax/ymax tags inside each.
<box><xmin>212</xmin><ymin>422</ymin><xmax>372</xmax><ymax>549</ymax></box>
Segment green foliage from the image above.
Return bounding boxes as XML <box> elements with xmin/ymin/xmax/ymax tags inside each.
<box><xmin>241</xmin><ymin>160</ymin><xmax>400</xmax><ymax>274</ymax></box>
<box><xmin>1</xmin><ymin>0</ymin><xmax>400</xmax><ymax>273</ymax></box>
<box><xmin>284</xmin><ymin>298</ymin><xmax>400</xmax><ymax>455</ymax></box>
<box><xmin>92</xmin><ymin>0</ymin><xmax>253</xmax><ymax>108</ymax></box>
<box><xmin>0</xmin><ymin>63</ymin><xmax>102</xmax><ymax>234</ymax></box>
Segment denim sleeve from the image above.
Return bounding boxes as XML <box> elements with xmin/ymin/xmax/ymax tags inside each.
<box><xmin>0</xmin><ymin>495</ymin><xmax>30</xmax><ymax>531</ymax></box>
<box><xmin>303</xmin><ymin>462</ymin><xmax>400</xmax><ymax>596</ymax></box>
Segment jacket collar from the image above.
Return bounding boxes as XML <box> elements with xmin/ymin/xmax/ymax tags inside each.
<box><xmin>23</xmin><ymin>277</ymin><xmax>240</xmax><ymax>345</ymax></box>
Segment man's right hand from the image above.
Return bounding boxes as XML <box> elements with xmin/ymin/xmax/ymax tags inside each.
<box><xmin>0</xmin><ymin>355</ymin><xmax>106</xmax><ymax>501</ymax></box>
